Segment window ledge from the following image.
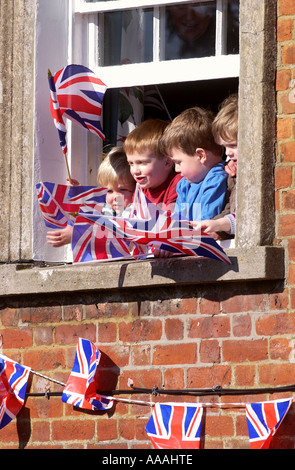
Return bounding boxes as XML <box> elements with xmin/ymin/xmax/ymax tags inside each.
<box><xmin>0</xmin><ymin>246</ymin><xmax>285</xmax><ymax>298</ymax></box>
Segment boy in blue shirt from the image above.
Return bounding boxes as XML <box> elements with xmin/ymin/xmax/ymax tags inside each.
<box><xmin>159</xmin><ymin>106</ymin><xmax>227</xmax><ymax>221</ymax></box>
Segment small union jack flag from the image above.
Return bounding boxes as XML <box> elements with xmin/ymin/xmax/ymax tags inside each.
<box><xmin>0</xmin><ymin>354</ymin><xmax>31</xmax><ymax>430</ymax></box>
<box><xmin>245</xmin><ymin>398</ymin><xmax>293</xmax><ymax>449</ymax></box>
<box><xmin>51</xmin><ymin>64</ymin><xmax>107</xmax><ymax>141</ymax></box>
<box><xmin>62</xmin><ymin>338</ymin><xmax>113</xmax><ymax>411</ymax></box>
<box><xmin>48</xmin><ymin>69</ymin><xmax>68</xmax><ymax>154</ymax></box>
<box><xmin>145</xmin><ymin>403</ymin><xmax>204</xmax><ymax>449</ymax></box>
<box><xmin>36</xmin><ymin>182</ymin><xmax>107</xmax><ymax>229</ymax></box>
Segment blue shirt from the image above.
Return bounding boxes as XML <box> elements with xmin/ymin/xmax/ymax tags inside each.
<box><xmin>174</xmin><ymin>162</ymin><xmax>228</xmax><ymax>221</ymax></box>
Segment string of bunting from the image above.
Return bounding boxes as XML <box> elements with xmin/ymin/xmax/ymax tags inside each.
<box><xmin>1</xmin><ymin>338</ymin><xmax>294</xmax><ymax>449</ymax></box>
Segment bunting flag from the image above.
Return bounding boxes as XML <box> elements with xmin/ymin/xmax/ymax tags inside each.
<box><xmin>71</xmin><ymin>205</ymin><xmax>231</xmax><ymax>264</ymax></box>
<box><xmin>145</xmin><ymin>403</ymin><xmax>204</xmax><ymax>449</ymax></box>
<box><xmin>51</xmin><ymin>64</ymin><xmax>107</xmax><ymax>141</ymax></box>
<box><xmin>0</xmin><ymin>354</ymin><xmax>31</xmax><ymax>430</ymax></box>
<box><xmin>62</xmin><ymin>338</ymin><xmax>113</xmax><ymax>411</ymax></box>
<box><xmin>245</xmin><ymin>398</ymin><xmax>293</xmax><ymax>449</ymax></box>
<box><xmin>36</xmin><ymin>182</ymin><xmax>107</xmax><ymax>229</ymax></box>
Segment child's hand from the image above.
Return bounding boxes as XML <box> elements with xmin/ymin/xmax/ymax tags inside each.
<box><xmin>192</xmin><ymin>220</ymin><xmax>220</xmax><ymax>240</ymax></box>
<box><xmin>152</xmin><ymin>246</ymin><xmax>173</xmax><ymax>258</ymax></box>
<box><xmin>46</xmin><ymin>225</ymin><xmax>74</xmax><ymax>247</ymax></box>
<box><xmin>67</xmin><ymin>178</ymin><xmax>81</xmax><ymax>186</ymax></box>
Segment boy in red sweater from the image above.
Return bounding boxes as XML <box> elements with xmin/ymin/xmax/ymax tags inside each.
<box><xmin>123</xmin><ymin>119</ymin><xmax>181</xmax><ymax>212</ymax></box>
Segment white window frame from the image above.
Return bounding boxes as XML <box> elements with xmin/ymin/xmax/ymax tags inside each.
<box><xmin>72</xmin><ymin>0</ymin><xmax>240</xmax><ymax>88</ymax></box>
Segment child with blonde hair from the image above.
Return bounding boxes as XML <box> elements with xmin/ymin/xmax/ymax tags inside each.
<box><xmin>97</xmin><ymin>146</ymin><xmax>135</xmax><ymax>217</ymax></box>
<box><xmin>46</xmin><ymin>147</ymin><xmax>135</xmax><ymax>247</ymax></box>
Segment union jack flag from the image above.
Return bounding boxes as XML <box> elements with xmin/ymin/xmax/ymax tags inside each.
<box><xmin>62</xmin><ymin>338</ymin><xmax>113</xmax><ymax>411</ymax></box>
<box><xmin>245</xmin><ymin>398</ymin><xmax>293</xmax><ymax>449</ymax></box>
<box><xmin>145</xmin><ymin>403</ymin><xmax>204</xmax><ymax>449</ymax></box>
<box><xmin>50</xmin><ymin>64</ymin><xmax>107</xmax><ymax>141</ymax></box>
<box><xmin>71</xmin><ymin>205</ymin><xmax>231</xmax><ymax>264</ymax></box>
<box><xmin>0</xmin><ymin>354</ymin><xmax>31</xmax><ymax>430</ymax></box>
<box><xmin>48</xmin><ymin>69</ymin><xmax>67</xmax><ymax>154</ymax></box>
<box><xmin>36</xmin><ymin>182</ymin><xmax>107</xmax><ymax>229</ymax></box>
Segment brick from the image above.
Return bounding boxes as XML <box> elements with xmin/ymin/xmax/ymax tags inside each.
<box><xmin>232</xmin><ymin>314</ymin><xmax>252</xmax><ymax>337</ymax></box>
<box><xmin>23</xmin><ymin>348</ymin><xmax>65</xmax><ymax>371</ymax></box>
<box><xmin>188</xmin><ymin>316</ymin><xmax>230</xmax><ymax>338</ymax></box>
<box><xmin>153</xmin><ymin>343</ymin><xmax>197</xmax><ymax>365</ymax></box>
<box><xmin>270</xmin><ymin>338</ymin><xmax>291</xmax><ymax>360</ymax></box>
<box><xmin>119</xmin><ymin>368</ymin><xmax>162</xmax><ymax>389</ymax></box>
<box><xmin>205</xmin><ymin>415</ymin><xmax>234</xmax><ymax>437</ymax></box>
<box><xmin>0</xmin><ymin>308</ymin><xmax>18</xmax><ymax>326</ymax></box>
<box><xmin>119</xmin><ymin>319</ymin><xmax>162</xmax><ymax>342</ymax></box>
<box><xmin>282</xmin><ymin>190</ymin><xmax>295</xmax><ymax>209</ymax></box>
<box><xmin>32</xmin><ymin>421</ymin><xmax>50</xmax><ymax>442</ymax></box>
<box><xmin>98</xmin><ymin>322</ymin><xmax>117</xmax><ymax>343</ymax></box>
<box><xmin>222</xmin><ymin>339</ymin><xmax>268</xmax><ymax>362</ymax></box>
<box><xmin>279</xmin><ymin>0</ymin><xmax>295</xmax><ymax>15</ymax></box>
<box><xmin>277</xmin><ymin>117</ymin><xmax>292</xmax><ymax>140</ymax></box>
<box><xmin>235</xmin><ymin>365</ymin><xmax>256</xmax><ymax>386</ymax></box>
<box><xmin>280</xmin><ymin>93</ymin><xmax>295</xmax><ymax>115</ymax></box>
<box><xmin>199</xmin><ymin>339</ymin><xmax>220</xmax><ymax>363</ymax></box>
<box><xmin>28</xmin><ymin>397</ymin><xmax>63</xmax><ymax>419</ymax></box>
<box><xmin>64</xmin><ymin>305</ymin><xmax>83</xmax><ymax>321</ymax></box>
<box><xmin>199</xmin><ymin>293</ymin><xmax>220</xmax><ymax>315</ymax></box>
<box><xmin>163</xmin><ymin>368</ymin><xmax>185</xmax><ymax>389</ymax></box>
<box><xmin>221</xmin><ymin>292</ymin><xmax>265</xmax><ymax>314</ymax></box>
<box><xmin>277</xmin><ymin>18</ymin><xmax>293</xmax><ymax>42</ymax></box>
<box><xmin>278</xmin><ymin>214</ymin><xmax>295</xmax><ymax>237</ymax></box>
<box><xmin>96</xmin><ymin>418</ymin><xmax>118</xmax><ymax>441</ymax></box>
<box><xmin>165</xmin><ymin>318</ymin><xmax>183</xmax><ymax>340</ymax></box>
<box><xmin>256</xmin><ymin>312</ymin><xmax>295</xmax><ymax>336</ymax></box>
<box><xmin>20</xmin><ymin>306</ymin><xmax>62</xmax><ymax>323</ymax></box>
<box><xmin>259</xmin><ymin>363</ymin><xmax>295</xmax><ymax>386</ymax></box>
<box><xmin>131</xmin><ymin>344</ymin><xmax>151</xmax><ymax>366</ymax></box>
<box><xmin>268</xmin><ymin>289</ymin><xmax>289</xmax><ymax>310</ymax></box>
<box><xmin>187</xmin><ymin>365</ymin><xmax>232</xmax><ymax>388</ymax></box>
<box><xmin>55</xmin><ymin>324</ymin><xmax>96</xmax><ymax>344</ymax></box>
<box><xmin>282</xmin><ymin>44</ymin><xmax>295</xmax><ymax>65</ymax></box>
<box><xmin>0</xmin><ymin>327</ymin><xmax>32</xmax><ymax>348</ymax></box>
<box><xmin>119</xmin><ymin>419</ymin><xmax>136</xmax><ymax>440</ymax></box>
<box><xmin>52</xmin><ymin>419</ymin><xmax>95</xmax><ymax>441</ymax></box>
<box><xmin>34</xmin><ymin>326</ymin><xmax>53</xmax><ymax>345</ymax></box>
<box><xmin>276</xmin><ymin>69</ymin><xmax>291</xmax><ymax>91</ymax></box>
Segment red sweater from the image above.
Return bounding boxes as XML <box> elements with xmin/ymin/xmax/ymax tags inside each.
<box><xmin>142</xmin><ymin>171</ymin><xmax>181</xmax><ymax>210</ymax></box>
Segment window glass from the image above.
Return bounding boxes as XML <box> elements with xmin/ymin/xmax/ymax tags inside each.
<box><xmin>102</xmin><ymin>9</ymin><xmax>153</xmax><ymax>66</ymax></box>
<box><xmin>165</xmin><ymin>2</ymin><xmax>216</xmax><ymax>60</ymax></box>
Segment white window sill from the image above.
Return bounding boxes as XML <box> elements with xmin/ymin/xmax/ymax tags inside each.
<box><xmin>0</xmin><ymin>246</ymin><xmax>285</xmax><ymax>297</ymax></box>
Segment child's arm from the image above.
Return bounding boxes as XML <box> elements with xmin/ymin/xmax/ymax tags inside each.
<box><xmin>46</xmin><ymin>224</ymin><xmax>73</xmax><ymax>247</ymax></box>
<box><xmin>193</xmin><ymin>214</ymin><xmax>235</xmax><ymax>240</ymax></box>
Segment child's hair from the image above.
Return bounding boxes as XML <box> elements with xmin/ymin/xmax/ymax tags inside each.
<box><xmin>123</xmin><ymin>119</ymin><xmax>169</xmax><ymax>158</ymax></box>
<box><xmin>212</xmin><ymin>94</ymin><xmax>238</xmax><ymax>144</ymax></box>
<box><xmin>159</xmin><ymin>106</ymin><xmax>222</xmax><ymax>157</ymax></box>
<box><xmin>97</xmin><ymin>146</ymin><xmax>136</xmax><ymax>188</ymax></box>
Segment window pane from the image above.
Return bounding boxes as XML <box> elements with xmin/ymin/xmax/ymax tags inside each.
<box><xmin>227</xmin><ymin>0</ymin><xmax>239</xmax><ymax>54</ymax></box>
<box><xmin>101</xmin><ymin>9</ymin><xmax>153</xmax><ymax>66</ymax></box>
<box><xmin>165</xmin><ymin>2</ymin><xmax>216</xmax><ymax>60</ymax></box>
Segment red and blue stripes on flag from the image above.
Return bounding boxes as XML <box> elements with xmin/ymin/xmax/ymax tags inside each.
<box><xmin>0</xmin><ymin>354</ymin><xmax>31</xmax><ymax>430</ymax></box>
<box><xmin>62</xmin><ymin>338</ymin><xmax>113</xmax><ymax>411</ymax></box>
<box><xmin>245</xmin><ymin>398</ymin><xmax>293</xmax><ymax>449</ymax></box>
<box><xmin>145</xmin><ymin>403</ymin><xmax>204</xmax><ymax>449</ymax></box>
<box><xmin>51</xmin><ymin>64</ymin><xmax>107</xmax><ymax>141</ymax></box>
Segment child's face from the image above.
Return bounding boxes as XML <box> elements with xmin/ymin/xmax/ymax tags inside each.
<box><xmin>106</xmin><ymin>181</ymin><xmax>134</xmax><ymax>215</ymax></box>
<box><xmin>127</xmin><ymin>150</ymin><xmax>173</xmax><ymax>189</ymax></box>
<box><xmin>219</xmin><ymin>138</ymin><xmax>238</xmax><ymax>167</ymax></box>
<box><xmin>169</xmin><ymin>148</ymin><xmax>207</xmax><ymax>183</ymax></box>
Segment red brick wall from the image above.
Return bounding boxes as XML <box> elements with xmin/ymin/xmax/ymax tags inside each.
<box><xmin>1</xmin><ymin>1</ymin><xmax>295</xmax><ymax>450</ymax></box>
